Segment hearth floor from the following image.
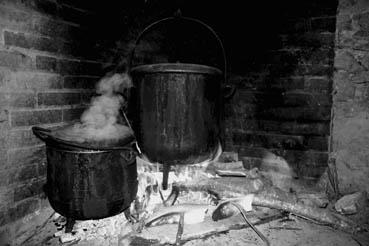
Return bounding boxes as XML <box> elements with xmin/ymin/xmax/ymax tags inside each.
<box><xmin>19</xmin><ymin>207</ymin><xmax>366</xmax><ymax>246</ymax></box>
<box><xmin>11</xmin><ymin>158</ymin><xmax>369</xmax><ymax>246</ymax></box>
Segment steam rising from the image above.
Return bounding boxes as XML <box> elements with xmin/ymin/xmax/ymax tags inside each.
<box><xmin>55</xmin><ymin>73</ymin><xmax>133</xmax><ymax>143</ymax></box>
<box><xmin>95</xmin><ymin>73</ymin><xmax>132</xmax><ymax>96</ymax></box>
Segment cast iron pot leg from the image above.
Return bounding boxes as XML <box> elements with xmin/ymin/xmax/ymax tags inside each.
<box><xmin>162</xmin><ymin>165</ymin><xmax>170</xmax><ymax>190</ymax></box>
<box><xmin>65</xmin><ymin>218</ymin><xmax>75</xmax><ymax>233</ymax></box>
<box><xmin>124</xmin><ymin>208</ymin><xmax>138</xmax><ymax>223</ymax></box>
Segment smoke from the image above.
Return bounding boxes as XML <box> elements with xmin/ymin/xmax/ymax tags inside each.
<box><xmin>56</xmin><ymin>73</ymin><xmax>133</xmax><ymax>143</ymax></box>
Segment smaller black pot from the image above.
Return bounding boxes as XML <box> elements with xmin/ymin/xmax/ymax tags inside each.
<box><xmin>32</xmin><ymin>126</ymin><xmax>138</xmax><ymax>220</ymax></box>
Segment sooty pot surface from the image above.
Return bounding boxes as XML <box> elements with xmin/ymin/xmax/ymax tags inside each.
<box><xmin>45</xmin><ymin>145</ymin><xmax>138</xmax><ymax>220</ymax></box>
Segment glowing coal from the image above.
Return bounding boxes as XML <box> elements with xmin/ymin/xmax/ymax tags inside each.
<box><xmin>54</xmin><ymin>73</ymin><xmax>133</xmax><ymax>143</ymax></box>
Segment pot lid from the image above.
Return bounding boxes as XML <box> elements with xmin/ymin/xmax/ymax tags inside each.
<box><xmin>131</xmin><ymin>63</ymin><xmax>222</xmax><ymax>75</ymax></box>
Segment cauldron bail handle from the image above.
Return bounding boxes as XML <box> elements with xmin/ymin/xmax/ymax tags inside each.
<box><xmin>127</xmin><ymin>15</ymin><xmax>227</xmax><ymax>85</ymax></box>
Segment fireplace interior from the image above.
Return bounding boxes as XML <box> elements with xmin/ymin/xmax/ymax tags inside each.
<box><xmin>0</xmin><ymin>0</ymin><xmax>369</xmax><ymax>245</ymax></box>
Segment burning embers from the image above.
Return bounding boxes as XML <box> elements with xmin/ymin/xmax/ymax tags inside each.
<box><xmin>54</xmin><ymin>73</ymin><xmax>133</xmax><ymax>143</ymax></box>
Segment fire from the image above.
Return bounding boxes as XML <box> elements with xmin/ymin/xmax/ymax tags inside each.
<box><xmin>132</xmin><ymin>155</ymin><xmax>219</xmax><ymax>217</ymax></box>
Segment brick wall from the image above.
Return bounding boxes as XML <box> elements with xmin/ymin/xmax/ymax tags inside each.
<box><xmin>0</xmin><ymin>0</ymin><xmax>110</xmax><ymax>232</ymax></box>
<box><xmin>224</xmin><ymin>0</ymin><xmax>338</xmax><ymax>180</ymax></box>
<box><xmin>0</xmin><ymin>0</ymin><xmax>350</xmax><ymax>240</ymax></box>
<box><xmin>331</xmin><ymin>0</ymin><xmax>369</xmax><ymax>194</ymax></box>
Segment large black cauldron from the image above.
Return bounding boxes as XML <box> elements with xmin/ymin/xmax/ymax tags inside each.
<box><xmin>130</xmin><ymin>63</ymin><xmax>222</xmax><ymax>165</ymax></box>
<box><xmin>32</xmin><ymin>126</ymin><xmax>138</xmax><ymax>231</ymax></box>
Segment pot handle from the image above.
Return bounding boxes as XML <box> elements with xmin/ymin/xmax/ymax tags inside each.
<box><xmin>128</xmin><ymin>15</ymin><xmax>227</xmax><ymax>84</ymax></box>
<box><xmin>32</xmin><ymin>126</ymin><xmax>52</xmax><ymax>142</ymax></box>
<box><xmin>120</xmin><ymin>149</ymin><xmax>137</xmax><ymax>164</ymax></box>
<box><xmin>223</xmin><ymin>84</ymin><xmax>236</xmax><ymax>100</ymax></box>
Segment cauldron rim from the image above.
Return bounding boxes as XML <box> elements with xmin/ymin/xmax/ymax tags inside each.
<box><xmin>32</xmin><ymin>126</ymin><xmax>136</xmax><ymax>151</ymax></box>
<box><xmin>130</xmin><ymin>63</ymin><xmax>222</xmax><ymax>75</ymax></box>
